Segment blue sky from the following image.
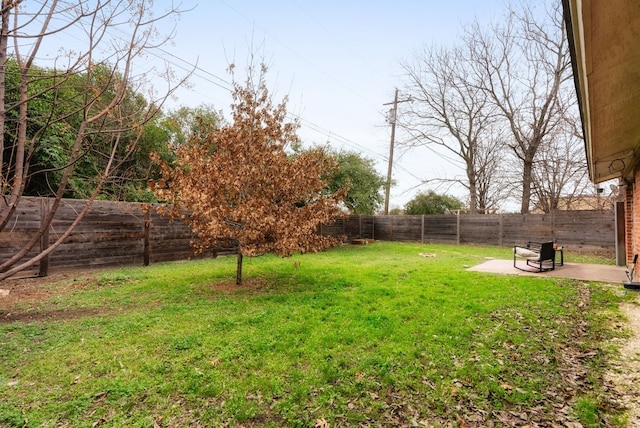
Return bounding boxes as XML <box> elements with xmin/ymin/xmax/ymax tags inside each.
<box><xmin>158</xmin><ymin>1</ymin><xmax>510</xmax><ymax>209</ymax></box>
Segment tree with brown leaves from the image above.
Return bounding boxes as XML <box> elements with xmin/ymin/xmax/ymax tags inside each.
<box><xmin>152</xmin><ymin>65</ymin><xmax>346</xmax><ymax>284</ymax></box>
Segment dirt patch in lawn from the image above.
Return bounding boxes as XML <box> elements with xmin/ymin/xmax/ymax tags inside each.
<box><xmin>0</xmin><ymin>271</ymin><xmax>105</xmax><ymax>324</ymax></box>
<box><xmin>605</xmin><ymin>300</ymin><xmax>640</xmax><ymax>427</ymax></box>
<box><xmin>207</xmin><ymin>277</ymin><xmax>273</xmax><ymax>294</ymax></box>
<box><xmin>1</xmin><ymin>272</ymin><xmax>95</xmax><ymax>300</ymax></box>
<box><xmin>0</xmin><ymin>271</ymin><xmax>273</xmax><ymax>323</ymax></box>
<box><xmin>1</xmin><ymin>306</ymin><xmax>106</xmax><ymax>323</ymax></box>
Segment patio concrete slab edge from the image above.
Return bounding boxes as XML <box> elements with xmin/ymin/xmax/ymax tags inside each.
<box><xmin>469</xmin><ymin>259</ymin><xmax>627</xmax><ymax>283</ymax></box>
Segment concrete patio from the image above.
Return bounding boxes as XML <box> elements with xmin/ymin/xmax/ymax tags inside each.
<box><xmin>469</xmin><ymin>258</ymin><xmax>628</xmax><ymax>284</ymax></box>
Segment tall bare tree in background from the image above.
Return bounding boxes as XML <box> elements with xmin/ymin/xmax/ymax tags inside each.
<box><xmin>529</xmin><ymin>66</ymin><xmax>590</xmax><ymax>213</ymax></box>
<box><xmin>0</xmin><ymin>0</ymin><xmax>190</xmax><ymax>281</ymax></box>
<box><xmin>400</xmin><ymin>44</ymin><xmax>505</xmax><ymax>214</ymax></box>
<box><xmin>466</xmin><ymin>1</ymin><xmax>575</xmax><ymax>213</ymax></box>
<box><xmin>400</xmin><ymin>1</ymin><xmax>583</xmax><ymax>214</ymax></box>
<box><xmin>531</xmin><ymin>120</ymin><xmax>590</xmax><ymax>213</ymax></box>
<box><xmin>474</xmin><ymin>133</ymin><xmax>509</xmax><ymax>213</ymax></box>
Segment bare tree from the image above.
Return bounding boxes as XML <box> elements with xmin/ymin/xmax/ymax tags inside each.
<box><xmin>0</xmin><ymin>0</ymin><xmax>191</xmax><ymax>280</ymax></box>
<box><xmin>474</xmin><ymin>132</ymin><xmax>510</xmax><ymax>213</ymax></box>
<box><xmin>466</xmin><ymin>1</ymin><xmax>573</xmax><ymax>213</ymax></box>
<box><xmin>528</xmin><ymin>62</ymin><xmax>592</xmax><ymax>213</ymax></box>
<box><xmin>400</xmin><ymin>44</ymin><xmax>504</xmax><ymax>214</ymax></box>
<box><xmin>531</xmin><ymin>120</ymin><xmax>590</xmax><ymax>213</ymax></box>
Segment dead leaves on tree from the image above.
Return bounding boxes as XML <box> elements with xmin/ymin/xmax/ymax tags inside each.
<box><xmin>152</xmin><ymin>66</ymin><xmax>346</xmax><ymax>261</ymax></box>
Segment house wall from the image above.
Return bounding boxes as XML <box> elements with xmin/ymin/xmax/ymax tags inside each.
<box><xmin>629</xmin><ymin>171</ymin><xmax>640</xmax><ymax>263</ymax></box>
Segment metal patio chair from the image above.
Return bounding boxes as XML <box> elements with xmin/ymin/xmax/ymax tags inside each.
<box><xmin>513</xmin><ymin>241</ymin><xmax>556</xmax><ymax>272</ymax></box>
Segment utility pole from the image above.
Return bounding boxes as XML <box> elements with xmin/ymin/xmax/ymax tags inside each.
<box><xmin>383</xmin><ymin>88</ymin><xmax>411</xmax><ymax>215</ymax></box>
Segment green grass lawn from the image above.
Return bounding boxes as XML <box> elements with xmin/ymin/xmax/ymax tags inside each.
<box><xmin>0</xmin><ymin>242</ymin><xmax>634</xmax><ymax>427</ymax></box>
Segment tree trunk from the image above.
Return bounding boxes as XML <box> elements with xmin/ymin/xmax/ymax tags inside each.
<box><xmin>521</xmin><ymin>159</ymin><xmax>533</xmax><ymax>214</ymax></box>
<box><xmin>467</xmin><ymin>166</ymin><xmax>478</xmax><ymax>214</ymax></box>
<box><xmin>0</xmin><ymin>3</ymin><xmax>8</xmax><ymax>178</ymax></box>
<box><xmin>38</xmin><ymin>198</ymin><xmax>50</xmax><ymax>277</ymax></box>
<box><xmin>236</xmin><ymin>252</ymin><xmax>243</xmax><ymax>285</ymax></box>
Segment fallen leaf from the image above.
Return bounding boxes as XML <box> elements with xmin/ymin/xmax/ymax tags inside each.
<box><xmin>315</xmin><ymin>417</ymin><xmax>330</xmax><ymax>428</ymax></box>
<box><xmin>153</xmin><ymin>415</ymin><xmax>163</xmax><ymax>428</ymax></box>
<box><xmin>456</xmin><ymin>414</ymin><xmax>467</xmax><ymax>427</ymax></box>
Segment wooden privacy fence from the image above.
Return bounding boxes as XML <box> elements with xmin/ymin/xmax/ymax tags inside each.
<box><xmin>0</xmin><ymin>197</ymin><xmax>616</xmax><ymax>275</ymax></box>
<box><xmin>320</xmin><ymin>211</ymin><xmax>615</xmax><ymax>255</ymax></box>
<box><xmin>0</xmin><ymin>197</ymin><xmax>208</xmax><ymax>276</ymax></box>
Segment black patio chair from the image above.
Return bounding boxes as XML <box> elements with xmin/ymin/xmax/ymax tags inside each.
<box><xmin>513</xmin><ymin>241</ymin><xmax>556</xmax><ymax>272</ymax></box>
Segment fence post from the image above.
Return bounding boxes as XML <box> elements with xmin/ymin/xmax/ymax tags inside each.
<box><xmin>38</xmin><ymin>198</ymin><xmax>50</xmax><ymax>277</ymax></box>
<box><xmin>372</xmin><ymin>216</ymin><xmax>375</xmax><ymax>240</ymax></box>
<box><xmin>498</xmin><ymin>214</ymin><xmax>503</xmax><ymax>247</ymax></box>
<box><xmin>143</xmin><ymin>204</ymin><xmax>150</xmax><ymax>267</ymax></box>
<box><xmin>421</xmin><ymin>215</ymin><xmax>425</xmax><ymax>244</ymax></box>
<box><xmin>456</xmin><ymin>210</ymin><xmax>461</xmax><ymax>245</ymax></box>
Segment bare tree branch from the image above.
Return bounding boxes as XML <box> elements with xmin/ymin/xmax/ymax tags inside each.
<box><xmin>465</xmin><ymin>1</ymin><xmax>574</xmax><ymax>213</ymax></box>
<box><xmin>399</xmin><ymin>42</ymin><xmax>505</xmax><ymax>214</ymax></box>
<box><xmin>0</xmin><ymin>0</ymin><xmax>193</xmax><ymax>279</ymax></box>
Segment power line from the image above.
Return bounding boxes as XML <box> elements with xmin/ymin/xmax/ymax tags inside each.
<box><xmin>13</xmin><ymin>2</ymin><xmax>433</xmax><ymax>205</ymax></box>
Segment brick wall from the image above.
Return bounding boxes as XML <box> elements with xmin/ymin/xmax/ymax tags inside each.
<box><xmin>629</xmin><ymin>169</ymin><xmax>640</xmax><ymax>264</ymax></box>
<box><xmin>626</xmin><ymin>180</ymin><xmax>634</xmax><ymax>263</ymax></box>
